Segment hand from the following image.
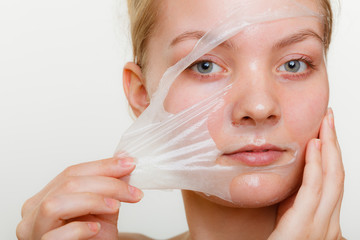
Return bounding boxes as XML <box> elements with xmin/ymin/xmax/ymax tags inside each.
<box><xmin>268</xmin><ymin>108</ymin><xmax>344</xmax><ymax>240</ymax></box>
<box><xmin>16</xmin><ymin>157</ymin><xmax>143</xmax><ymax>240</ymax></box>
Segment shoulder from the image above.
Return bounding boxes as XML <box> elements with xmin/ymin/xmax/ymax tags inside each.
<box><xmin>118</xmin><ymin>232</ymin><xmax>189</xmax><ymax>240</ymax></box>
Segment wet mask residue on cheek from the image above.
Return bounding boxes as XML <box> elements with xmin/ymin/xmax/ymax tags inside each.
<box><xmin>115</xmin><ymin>0</ymin><xmax>324</xmax><ymax>203</ymax></box>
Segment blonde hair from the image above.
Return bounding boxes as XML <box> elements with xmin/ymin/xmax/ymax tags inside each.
<box><xmin>127</xmin><ymin>0</ymin><xmax>333</xmax><ymax>70</ymax></box>
<box><xmin>126</xmin><ymin>0</ymin><xmax>159</xmax><ymax>70</ymax></box>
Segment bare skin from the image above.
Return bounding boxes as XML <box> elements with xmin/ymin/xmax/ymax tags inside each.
<box><xmin>17</xmin><ymin>157</ymin><xmax>144</xmax><ymax>240</ymax></box>
<box><xmin>118</xmin><ymin>111</ymin><xmax>345</xmax><ymax>240</ymax></box>
<box><xmin>17</xmin><ymin>115</ymin><xmax>344</xmax><ymax>239</ymax></box>
<box><xmin>121</xmin><ymin>110</ymin><xmax>345</xmax><ymax>240</ymax></box>
<box><xmin>17</xmin><ymin>0</ymin><xmax>345</xmax><ymax>238</ymax></box>
<box><xmin>179</xmin><ymin>110</ymin><xmax>345</xmax><ymax>240</ymax></box>
<box><xmin>16</xmin><ymin>75</ymin><xmax>345</xmax><ymax>240</ymax></box>
<box><xmin>118</xmin><ymin>232</ymin><xmax>189</xmax><ymax>240</ymax></box>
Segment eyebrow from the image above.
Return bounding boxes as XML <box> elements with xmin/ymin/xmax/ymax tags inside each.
<box><xmin>169</xmin><ymin>30</ymin><xmax>234</xmax><ymax>49</ymax></box>
<box><xmin>273</xmin><ymin>29</ymin><xmax>324</xmax><ymax>49</ymax></box>
<box><xmin>169</xmin><ymin>29</ymin><xmax>323</xmax><ymax>50</ymax></box>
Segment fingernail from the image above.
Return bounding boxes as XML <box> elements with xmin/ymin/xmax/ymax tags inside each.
<box><xmin>104</xmin><ymin>198</ymin><xmax>120</xmax><ymax>209</ymax></box>
<box><xmin>128</xmin><ymin>185</ymin><xmax>144</xmax><ymax>200</ymax></box>
<box><xmin>327</xmin><ymin>108</ymin><xmax>334</xmax><ymax>130</ymax></box>
<box><xmin>88</xmin><ymin>222</ymin><xmax>101</xmax><ymax>232</ymax></box>
<box><xmin>315</xmin><ymin>139</ymin><xmax>321</xmax><ymax>150</ymax></box>
<box><xmin>119</xmin><ymin>158</ymin><xmax>135</xmax><ymax>168</ymax></box>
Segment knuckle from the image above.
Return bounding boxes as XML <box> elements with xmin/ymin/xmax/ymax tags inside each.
<box><xmin>39</xmin><ymin>197</ymin><xmax>58</xmax><ymax>217</ymax></box>
<box><xmin>62</xmin><ymin>165</ymin><xmax>77</xmax><ymax>176</ymax></box>
<box><xmin>303</xmin><ymin>180</ymin><xmax>322</xmax><ymax>197</ymax></box>
<box><xmin>22</xmin><ymin>197</ymin><xmax>31</xmax><ymax>209</ymax></box>
<box><xmin>62</xmin><ymin>177</ymin><xmax>79</xmax><ymax>192</ymax></box>
<box><xmin>110</xmin><ymin>157</ymin><xmax>119</xmax><ymax>167</ymax></box>
<box><xmin>303</xmin><ymin>176</ymin><xmax>321</xmax><ymax>192</ymax></box>
<box><xmin>333</xmin><ymin>170</ymin><xmax>345</xmax><ymax>188</ymax></box>
<box><xmin>16</xmin><ymin>221</ymin><xmax>27</xmax><ymax>240</ymax></box>
<box><xmin>83</xmin><ymin>192</ymin><xmax>97</xmax><ymax>202</ymax></box>
<box><xmin>21</xmin><ymin>198</ymin><xmax>33</xmax><ymax>217</ymax></box>
<box><xmin>324</xmin><ymin>168</ymin><xmax>345</xmax><ymax>189</ymax></box>
<box><xmin>115</xmin><ymin>182</ymin><xmax>129</xmax><ymax>198</ymax></box>
<box><xmin>313</xmin><ymin>183</ymin><xmax>322</xmax><ymax>198</ymax></box>
<box><xmin>100</xmin><ymin>157</ymin><xmax>116</xmax><ymax>169</ymax></box>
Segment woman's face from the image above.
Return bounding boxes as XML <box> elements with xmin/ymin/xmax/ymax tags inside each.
<box><xmin>143</xmin><ymin>0</ymin><xmax>329</xmax><ymax>207</ymax></box>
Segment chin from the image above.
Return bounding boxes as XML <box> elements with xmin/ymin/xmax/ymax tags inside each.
<box><xmin>229</xmin><ymin>170</ymin><xmax>302</xmax><ymax>208</ymax></box>
<box><xmin>196</xmin><ymin>158</ymin><xmax>304</xmax><ymax>208</ymax></box>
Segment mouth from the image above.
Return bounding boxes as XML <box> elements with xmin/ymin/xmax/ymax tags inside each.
<box><xmin>222</xmin><ymin>144</ymin><xmax>286</xmax><ymax>166</ymax></box>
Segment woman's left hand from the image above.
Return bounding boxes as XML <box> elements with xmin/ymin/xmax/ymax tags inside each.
<box><xmin>268</xmin><ymin>108</ymin><xmax>344</xmax><ymax>240</ymax></box>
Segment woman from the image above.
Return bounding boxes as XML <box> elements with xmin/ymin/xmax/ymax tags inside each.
<box><xmin>16</xmin><ymin>0</ymin><xmax>344</xmax><ymax>239</ymax></box>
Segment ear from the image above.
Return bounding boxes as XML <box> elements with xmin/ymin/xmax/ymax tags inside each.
<box><xmin>123</xmin><ymin>62</ymin><xmax>150</xmax><ymax>117</ymax></box>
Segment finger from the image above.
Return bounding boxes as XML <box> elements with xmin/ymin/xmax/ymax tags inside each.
<box><xmin>290</xmin><ymin>138</ymin><xmax>323</xmax><ymax>221</ymax></box>
<box><xmin>56</xmin><ymin>175</ymin><xmax>143</xmax><ymax>203</ymax></box>
<box><xmin>272</xmin><ymin>138</ymin><xmax>323</xmax><ymax>236</ymax></box>
<box><xmin>325</xmin><ymin>189</ymin><xmax>344</xmax><ymax>240</ymax></box>
<box><xmin>316</xmin><ymin>108</ymin><xmax>344</xmax><ymax>223</ymax></box>
<box><xmin>33</xmin><ymin>193</ymin><xmax>119</xmax><ymax>237</ymax></box>
<box><xmin>41</xmin><ymin>221</ymin><xmax>100</xmax><ymax>240</ymax></box>
<box><xmin>22</xmin><ymin>157</ymin><xmax>136</xmax><ymax>217</ymax></box>
<box><xmin>62</xmin><ymin>157</ymin><xmax>136</xmax><ymax>178</ymax></box>
<box><xmin>22</xmin><ymin>183</ymin><xmax>59</xmax><ymax>218</ymax></box>
<box><xmin>16</xmin><ymin>219</ymin><xmax>30</xmax><ymax>240</ymax></box>
<box><xmin>48</xmin><ymin>193</ymin><xmax>121</xmax><ymax>220</ymax></box>
<box><xmin>18</xmin><ymin>199</ymin><xmax>45</xmax><ymax>239</ymax></box>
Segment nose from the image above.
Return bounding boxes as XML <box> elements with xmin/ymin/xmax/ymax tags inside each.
<box><xmin>230</xmin><ymin>77</ymin><xmax>281</xmax><ymax>128</ymax></box>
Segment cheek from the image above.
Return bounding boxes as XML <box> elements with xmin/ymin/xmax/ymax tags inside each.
<box><xmin>163</xmin><ymin>85</ymin><xmax>199</xmax><ymax>113</ymax></box>
<box><xmin>163</xmin><ymin>76</ymin><xmax>229</xmax><ymax>113</ymax></box>
<box><xmin>282</xmin><ymin>80</ymin><xmax>329</xmax><ymax>145</ymax></box>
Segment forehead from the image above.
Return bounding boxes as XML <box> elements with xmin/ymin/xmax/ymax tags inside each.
<box><xmin>156</xmin><ymin>0</ymin><xmax>323</xmax><ymax>40</ymax></box>
<box><xmin>145</xmin><ymin>0</ymin><xmax>324</xmax><ymax>94</ymax></box>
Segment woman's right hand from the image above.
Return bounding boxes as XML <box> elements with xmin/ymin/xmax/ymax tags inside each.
<box><xmin>16</xmin><ymin>157</ymin><xmax>143</xmax><ymax>240</ymax></box>
<box><xmin>268</xmin><ymin>109</ymin><xmax>344</xmax><ymax>240</ymax></box>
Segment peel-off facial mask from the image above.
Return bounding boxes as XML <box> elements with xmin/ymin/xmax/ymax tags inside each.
<box><xmin>115</xmin><ymin>0</ymin><xmax>324</xmax><ymax>202</ymax></box>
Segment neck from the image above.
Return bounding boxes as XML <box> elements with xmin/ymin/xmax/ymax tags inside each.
<box><xmin>182</xmin><ymin>190</ymin><xmax>278</xmax><ymax>240</ymax></box>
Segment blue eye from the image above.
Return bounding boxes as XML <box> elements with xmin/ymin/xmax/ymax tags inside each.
<box><xmin>279</xmin><ymin>60</ymin><xmax>307</xmax><ymax>73</ymax></box>
<box><xmin>191</xmin><ymin>61</ymin><xmax>223</xmax><ymax>74</ymax></box>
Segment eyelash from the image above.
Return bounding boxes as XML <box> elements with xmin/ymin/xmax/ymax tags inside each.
<box><xmin>187</xmin><ymin>57</ymin><xmax>227</xmax><ymax>81</ymax></box>
<box><xmin>289</xmin><ymin>56</ymin><xmax>316</xmax><ymax>70</ymax></box>
<box><xmin>279</xmin><ymin>56</ymin><xmax>316</xmax><ymax>80</ymax></box>
<box><xmin>187</xmin><ymin>55</ymin><xmax>317</xmax><ymax>81</ymax></box>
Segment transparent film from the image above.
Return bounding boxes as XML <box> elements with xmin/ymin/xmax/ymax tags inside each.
<box><xmin>115</xmin><ymin>0</ymin><xmax>323</xmax><ymax>202</ymax></box>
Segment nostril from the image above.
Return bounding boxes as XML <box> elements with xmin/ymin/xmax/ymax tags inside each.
<box><xmin>241</xmin><ymin>116</ymin><xmax>256</xmax><ymax>126</ymax></box>
<box><xmin>267</xmin><ymin>115</ymin><xmax>279</xmax><ymax>125</ymax></box>
<box><xmin>232</xmin><ymin>114</ymin><xmax>279</xmax><ymax>127</ymax></box>
<box><xmin>232</xmin><ymin>116</ymin><xmax>256</xmax><ymax>127</ymax></box>
<box><xmin>267</xmin><ymin>115</ymin><xmax>278</xmax><ymax>121</ymax></box>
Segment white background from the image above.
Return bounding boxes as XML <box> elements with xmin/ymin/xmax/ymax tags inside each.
<box><xmin>0</xmin><ymin>0</ymin><xmax>359</xmax><ymax>239</ymax></box>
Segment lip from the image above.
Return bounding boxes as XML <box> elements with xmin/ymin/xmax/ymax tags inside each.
<box><xmin>222</xmin><ymin>144</ymin><xmax>286</xmax><ymax>166</ymax></box>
